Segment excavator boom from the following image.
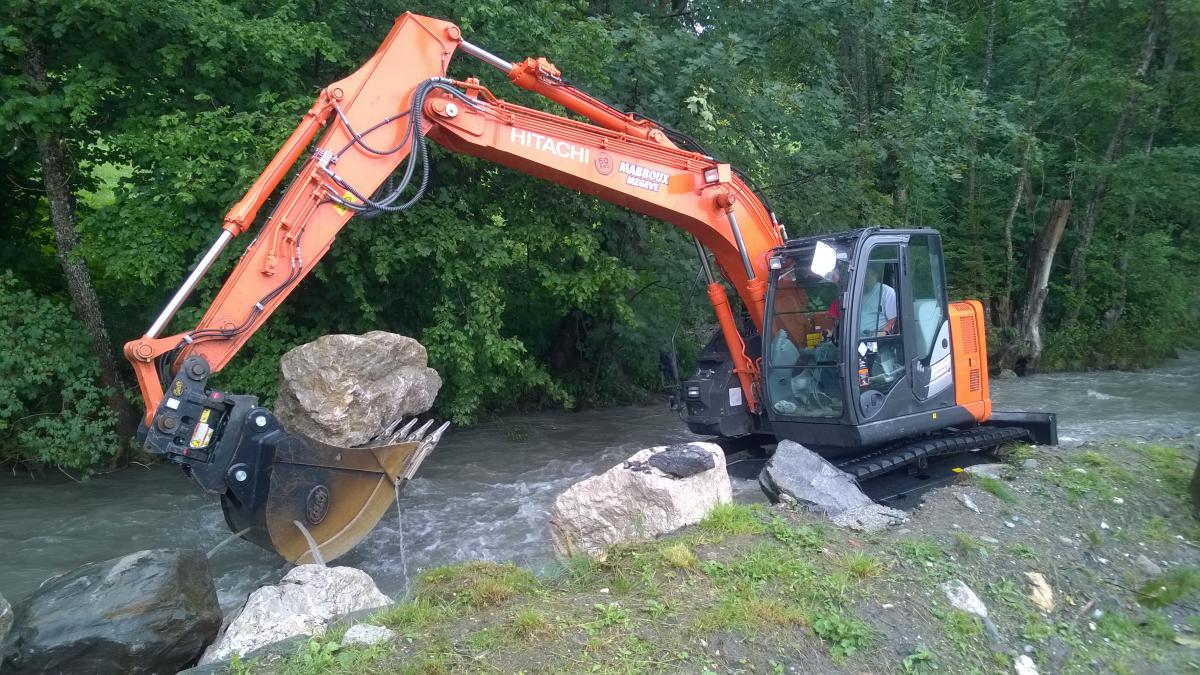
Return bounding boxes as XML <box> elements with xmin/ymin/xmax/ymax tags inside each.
<box><xmin>123</xmin><ymin>12</ymin><xmax>783</xmax><ymax>564</ymax></box>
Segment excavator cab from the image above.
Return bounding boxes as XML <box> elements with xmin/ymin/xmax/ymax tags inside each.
<box><xmin>684</xmin><ymin>228</ymin><xmax>1056</xmax><ymax>472</ymax></box>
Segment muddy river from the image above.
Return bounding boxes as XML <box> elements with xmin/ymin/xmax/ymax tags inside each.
<box><xmin>1</xmin><ymin>352</ymin><xmax>1196</xmax><ymax>609</ymax></box>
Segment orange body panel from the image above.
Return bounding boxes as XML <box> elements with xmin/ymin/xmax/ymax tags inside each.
<box><xmin>123</xmin><ymin>13</ymin><xmax>783</xmax><ymax>421</ymax></box>
<box><xmin>948</xmin><ymin>300</ymin><xmax>992</xmax><ymax>422</ymax></box>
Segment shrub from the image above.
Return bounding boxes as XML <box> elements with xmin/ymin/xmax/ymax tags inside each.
<box><xmin>0</xmin><ymin>273</ymin><xmax>118</xmax><ymax>473</ymax></box>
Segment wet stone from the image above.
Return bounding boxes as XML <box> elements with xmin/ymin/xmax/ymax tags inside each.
<box><xmin>1</xmin><ymin>549</ymin><xmax>220</xmax><ymax>675</ymax></box>
<box><xmin>647</xmin><ymin>444</ymin><xmax>717</xmax><ymax>478</ymax></box>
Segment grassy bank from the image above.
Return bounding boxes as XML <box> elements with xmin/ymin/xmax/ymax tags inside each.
<box><xmin>238</xmin><ymin>438</ymin><xmax>1200</xmax><ymax>674</ymax></box>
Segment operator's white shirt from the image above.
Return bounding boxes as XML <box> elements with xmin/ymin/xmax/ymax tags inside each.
<box><xmin>860</xmin><ymin>282</ymin><xmax>897</xmax><ymax>335</ymax></box>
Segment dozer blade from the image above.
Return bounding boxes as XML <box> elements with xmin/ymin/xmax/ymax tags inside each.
<box><xmin>140</xmin><ymin>356</ymin><xmax>448</xmax><ymax>564</ymax></box>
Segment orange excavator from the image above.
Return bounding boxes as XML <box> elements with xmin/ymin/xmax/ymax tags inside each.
<box><xmin>124</xmin><ymin>12</ymin><xmax>1055</xmax><ymax>564</ymax></box>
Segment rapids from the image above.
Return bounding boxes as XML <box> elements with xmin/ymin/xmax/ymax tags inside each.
<box><xmin>1</xmin><ymin>352</ymin><xmax>1196</xmax><ymax>609</ymax></box>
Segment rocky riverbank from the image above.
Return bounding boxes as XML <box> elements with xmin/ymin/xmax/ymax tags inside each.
<box><xmin>213</xmin><ymin>435</ymin><xmax>1200</xmax><ymax>674</ymax></box>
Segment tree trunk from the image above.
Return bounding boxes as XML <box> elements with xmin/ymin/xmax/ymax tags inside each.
<box><xmin>1064</xmin><ymin>0</ymin><xmax>1166</xmax><ymax>326</ymax></box>
<box><xmin>997</xmin><ymin>199</ymin><xmax>1072</xmax><ymax>372</ymax></box>
<box><xmin>22</xmin><ymin>42</ymin><xmax>138</xmax><ymax>451</ymax></box>
<box><xmin>997</xmin><ymin>161</ymin><xmax>1026</xmax><ymax>329</ymax></box>
<box><xmin>1106</xmin><ymin>45</ymin><xmax>1177</xmax><ymax>331</ymax></box>
<box><xmin>964</xmin><ymin>0</ymin><xmax>998</xmax><ymax>289</ymax></box>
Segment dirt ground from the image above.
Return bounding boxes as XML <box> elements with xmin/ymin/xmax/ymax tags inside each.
<box><xmin>237</xmin><ymin>436</ymin><xmax>1200</xmax><ymax>675</ymax></box>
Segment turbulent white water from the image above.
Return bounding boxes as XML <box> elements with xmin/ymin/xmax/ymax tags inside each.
<box><xmin>1</xmin><ymin>351</ymin><xmax>1196</xmax><ymax>608</ymax></box>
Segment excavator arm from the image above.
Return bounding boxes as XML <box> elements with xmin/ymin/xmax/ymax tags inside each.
<box><xmin>123</xmin><ymin>12</ymin><xmax>784</xmax><ymax>564</ymax></box>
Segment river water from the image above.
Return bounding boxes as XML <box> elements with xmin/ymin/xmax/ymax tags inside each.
<box><xmin>2</xmin><ymin>352</ymin><xmax>1197</xmax><ymax>609</ymax></box>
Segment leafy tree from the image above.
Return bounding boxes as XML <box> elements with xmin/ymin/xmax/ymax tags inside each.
<box><xmin>1</xmin><ymin>0</ymin><xmax>1197</xmax><ymax>471</ymax></box>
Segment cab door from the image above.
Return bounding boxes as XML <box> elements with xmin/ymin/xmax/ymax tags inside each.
<box><xmin>902</xmin><ymin>233</ymin><xmax>955</xmax><ymax>409</ymax></box>
<box><xmin>851</xmin><ymin>238</ymin><xmax>908</xmax><ymax>421</ymax></box>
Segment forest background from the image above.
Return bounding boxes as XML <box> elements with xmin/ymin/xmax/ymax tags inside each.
<box><xmin>2</xmin><ymin>0</ymin><xmax>1197</xmax><ymax>472</ymax></box>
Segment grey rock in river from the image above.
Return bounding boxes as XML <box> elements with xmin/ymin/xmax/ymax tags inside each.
<box><xmin>274</xmin><ymin>331</ymin><xmax>442</xmax><ymax>447</ymax></box>
<box><xmin>1</xmin><ymin>549</ymin><xmax>220</xmax><ymax>675</ymax></box>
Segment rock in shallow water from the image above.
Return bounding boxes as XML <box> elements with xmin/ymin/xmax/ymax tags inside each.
<box><xmin>1</xmin><ymin>549</ymin><xmax>221</xmax><ymax>675</ymax></box>
<box><xmin>274</xmin><ymin>331</ymin><xmax>442</xmax><ymax>447</ymax></box>
<box><xmin>200</xmin><ymin>565</ymin><xmax>391</xmax><ymax>664</ymax></box>
<box><xmin>549</xmin><ymin>442</ymin><xmax>731</xmax><ymax>557</ymax></box>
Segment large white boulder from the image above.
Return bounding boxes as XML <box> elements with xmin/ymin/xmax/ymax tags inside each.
<box><xmin>549</xmin><ymin>442</ymin><xmax>732</xmax><ymax>557</ymax></box>
<box><xmin>274</xmin><ymin>331</ymin><xmax>441</xmax><ymax>447</ymax></box>
<box><xmin>200</xmin><ymin>565</ymin><xmax>390</xmax><ymax>664</ymax></box>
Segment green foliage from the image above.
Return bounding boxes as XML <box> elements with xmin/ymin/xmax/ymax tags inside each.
<box><xmin>811</xmin><ymin>609</ymin><xmax>873</xmax><ymax>662</ymax></box>
<box><xmin>699</xmin><ymin>503</ymin><xmax>766</xmax><ymax>536</ymax></box>
<box><xmin>976</xmin><ymin>475</ymin><xmax>1019</xmax><ymax>504</ymax></box>
<box><xmin>3</xmin><ymin>0</ymin><xmax>1199</xmax><ymax>470</ymax></box>
<box><xmin>1139</xmin><ymin>567</ymin><xmax>1200</xmax><ymax>608</ymax></box>
<box><xmin>0</xmin><ymin>273</ymin><xmax>118</xmax><ymax>472</ymax></box>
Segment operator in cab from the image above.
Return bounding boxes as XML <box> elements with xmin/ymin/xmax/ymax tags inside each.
<box><xmin>860</xmin><ymin>266</ymin><xmax>897</xmax><ymax>337</ymax></box>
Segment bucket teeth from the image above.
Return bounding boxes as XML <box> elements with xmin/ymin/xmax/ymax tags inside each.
<box><xmin>400</xmin><ymin>420</ymin><xmax>451</xmax><ymax>482</ymax></box>
<box><xmin>409</xmin><ymin>419</ymin><xmax>436</xmax><ymax>442</ymax></box>
<box><xmin>384</xmin><ymin>416</ymin><xmax>408</xmax><ymax>436</ymax></box>
<box><xmin>369</xmin><ymin>416</ymin><xmax>407</xmax><ymax>445</ymax></box>
<box><xmin>423</xmin><ymin>420</ymin><xmax>451</xmax><ymax>447</ymax></box>
<box><xmin>388</xmin><ymin>418</ymin><xmax>420</xmax><ymax>443</ymax></box>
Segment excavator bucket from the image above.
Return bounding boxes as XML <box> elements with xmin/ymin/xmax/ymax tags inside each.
<box><xmin>141</xmin><ymin>356</ymin><xmax>448</xmax><ymax>564</ymax></box>
<box><xmin>222</xmin><ymin>417</ymin><xmax>448</xmax><ymax>564</ymax></box>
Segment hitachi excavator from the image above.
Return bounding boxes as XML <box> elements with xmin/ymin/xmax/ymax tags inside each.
<box><xmin>123</xmin><ymin>12</ymin><xmax>1056</xmax><ymax>565</ymax></box>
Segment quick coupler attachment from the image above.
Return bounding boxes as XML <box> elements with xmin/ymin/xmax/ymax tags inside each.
<box><xmin>143</xmin><ymin>355</ymin><xmax>450</xmax><ymax>564</ymax></box>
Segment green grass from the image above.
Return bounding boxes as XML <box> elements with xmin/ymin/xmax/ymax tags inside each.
<box><xmin>256</xmin><ymin>440</ymin><xmax>1200</xmax><ymax>675</ymax></box>
<box><xmin>811</xmin><ymin>609</ymin><xmax>873</xmax><ymax>662</ymax></box>
<box><xmin>936</xmin><ymin>608</ymin><xmax>983</xmax><ymax>654</ymax></box>
<box><xmin>953</xmin><ymin>533</ymin><xmax>987</xmax><ymax>559</ymax></box>
<box><xmin>699</xmin><ymin>503</ymin><xmax>766</xmax><ymax>535</ymax></box>
<box><xmin>767</xmin><ymin>516</ymin><xmax>825</xmax><ymax>551</ymax></box>
<box><xmin>985</xmin><ymin>578</ymin><xmax>1024</xmax><ymax>609</ymax></box>
<box><xmin>1128</xmin><ymin>443</ymin><xmax>1192</xmax><ymax>493</ymax></box>
<box><xmin>1007</xmin><ymin>443</ymin><xmax>1036</xmax><ymax>463</ymax></box>
<box><xmin>658</xmin><ymin>542</ymin><xmax>698</xmax><ymax>569</ymax></box>
<box><xmin>1139</xmin><ymin>567</ymin><xmax>1200</xmax><ymax>608</ymax></box>
<box><xmin>372</xmin><ymin>597</ymin><xmax>455</xmax><ymax>633</ymax></box>
<box><xmin>975</xmin><ymin>475</ymin><xmax>1018</xmax><ymax>503</ymax></box>
<box><xmin>693</xmin><ymin>591</ymin><xmax>806</xmax><ymax>635</ymax></box>
<box><xmin>582</xmin><ymin>601</ymin><xmax>631</xmax><ymax>633</ymax></box>
<box><xmin>434</xmin><ymin>563</ymin><xmax>536</xmax><ymax>608</ymax></box>
<box><xmin>897</xmin><ymin>537</ymin><xmax>954</xmax><ymax>578</ymax></box>
<box><xmin>510</xmin><ymin>607</ymin><xmax>551</xmax><ymax>638</ymax></box>
<box><xmin>1010</xmin><ymin>543</ymin><xmax>1038</xmax><ymax>560</ymax></box>
<box><xmin>842</xmin><ymin>552</ymin><xmax>884</xmax><ymax>579</ymax></box>
<box><xmin>900</xmin><ymin>644</ymin><xmax>939</xmax><ymax>674</ymax></box>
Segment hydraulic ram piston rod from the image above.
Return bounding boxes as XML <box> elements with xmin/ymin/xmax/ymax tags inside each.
<box><xmin>459</xmin><ymin>40</ymin><xmax>515</xmax><ymax>73</ymax></box>
<box><xmin>146</xmin><ymin>230</ymin><xmax>234</xmax><ymax>338</ymax></box>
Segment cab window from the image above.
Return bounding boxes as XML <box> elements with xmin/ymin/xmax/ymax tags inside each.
<box><xmin>855</xmin><ymin>244</ymin><xmax>904</xmax><ymax>417</ymax></box>
<box><xmin>765</xmin><ymin>251</ymin><xmax>846</xmax><ymax>419</ymax></box>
